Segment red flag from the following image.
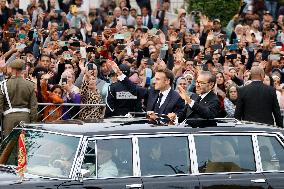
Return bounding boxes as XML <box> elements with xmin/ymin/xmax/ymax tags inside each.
<box><xmin>17</xmin><ymin>131</ymin><xmax>27</xmax><ymax>178</ymax></box>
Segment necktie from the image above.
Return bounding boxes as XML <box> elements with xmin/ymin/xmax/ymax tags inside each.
<box><xmin>143</xmin><ymin>16</ymin><xmax>147</xmax><ymax>26</ymax></box>
<box><xmin>154</xmin><ymin>93</ymin><xmax>163</xmax><ymax>113</ymax></box>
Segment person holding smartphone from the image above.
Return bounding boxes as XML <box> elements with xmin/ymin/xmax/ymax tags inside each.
<box><xmin>60</xmin><ymin>69</ymin><xmax>81</xmax><ymax>119</ymax></box>
<box><xmin>79</xmin><ymin>63</ymin><xmax>104</xmax><ymax>120</ymax></box>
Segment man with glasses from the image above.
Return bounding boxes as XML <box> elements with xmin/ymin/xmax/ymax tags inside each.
<box><xmin>178</xmin><ymin>71</ymin><xmax>220</xmax><ymax>124</ymax></box>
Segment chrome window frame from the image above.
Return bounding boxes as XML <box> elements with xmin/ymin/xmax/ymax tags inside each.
<box><xmin>192</xmin><ymin>133</ymin><xmax>258</xmax><ymax>175</ymax></box>
<box><xmin>255</xmin><ymin>133</ymin><xmax>284</xmax><ymax>173</ymax></box>
<box><xmin>11</xmin><ymin>128</ymin><xmax>84</xmax><ymax>180</ymax></box>
<box><xmin>135</xmin><ymin>133</ymin><xmax>193</xmax><ymax>178</ymax></box>
<box><xmin>82</xmin><ymin>135</ymin><xmax>137</xmax><ymax>180</ymax></box>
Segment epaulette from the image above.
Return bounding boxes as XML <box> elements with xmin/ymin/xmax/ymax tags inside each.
<box><xmin>25</xmin><ymin>78</ymin><xmax>36</xmax><ymax>84</ymax></box>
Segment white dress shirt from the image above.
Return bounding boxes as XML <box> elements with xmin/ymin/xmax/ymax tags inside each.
<box><xmin>159</xmin><ymin>87</ymin><xmax>171</xmax><ymax>108</ymax></box>
<box><xmin>189</xmin><ymin>91</ymin><xmax>211</xmax><ymax>108</ymax></box>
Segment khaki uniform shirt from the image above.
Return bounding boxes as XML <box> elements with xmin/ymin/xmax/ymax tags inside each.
<box><xmin>0</xmin><ymin>76</ymin><xmax>38</xmax><ymax>121</ymax></box>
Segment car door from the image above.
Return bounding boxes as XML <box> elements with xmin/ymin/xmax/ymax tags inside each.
<box><xmin>257</xmin><ymin>134</ymin><xmax>284</xmax><ymax>189</ymax></box>
<box><xmin>138</xmin><ymin>135</ymin><xmax>200</xmax><ymax>189</ymax></box>
<box><xmin>78</xmin><ymin>137</ymin><xmax>142</xmax><ymax>189</ymax></box>
<box><xmin>194</xmin><ymin>134</ymin><xmax>269</xmax><ymax>189</ymax></box>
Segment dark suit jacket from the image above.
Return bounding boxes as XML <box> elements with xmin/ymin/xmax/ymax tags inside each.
<box><xmin>179</xmin><ymin>91</ymin><xmax>220</xmax><ymax>125</ymax></box>
<box><xmin>234</xmin><ymin>81</ymin><xmax>283</xmax><ymax>127</ymax></box>
<box><xmin>120</xmin><ymin>77</ymin><xmax>185</xmax><ymax>118</ymax></box>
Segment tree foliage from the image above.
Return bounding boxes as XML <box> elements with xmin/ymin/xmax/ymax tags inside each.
<box><xmin>187</xmin><ymin>0</ymin><xmax>241</xmax><ymax>26</ymax></box>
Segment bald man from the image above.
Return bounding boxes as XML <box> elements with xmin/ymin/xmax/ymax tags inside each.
<box><xmin>234</xmin><ymin>67</ymin><xmax>283</xmax><ymax>127</ymax></box>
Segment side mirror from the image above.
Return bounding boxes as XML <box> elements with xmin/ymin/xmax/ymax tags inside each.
<box><xmin>76</xmin><ymin>169</ymin><xmax>90</xmax><ymax>182</ymax></box>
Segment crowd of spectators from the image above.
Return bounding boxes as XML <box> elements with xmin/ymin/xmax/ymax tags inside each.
<box><xmin>0</xmin><ymin>0</ymin><xmax>283</xmax><ymax>123</ymax></box>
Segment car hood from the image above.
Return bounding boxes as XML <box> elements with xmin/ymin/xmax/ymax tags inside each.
<box><xmin>0</xmin><ymin>169</ymin><xmax>22</xmax><ymax>185</ymax></box>
<box><xmin>0</xmin><ymin>166</ymin><xmax>40</xmax><ymax>185</ymax></box>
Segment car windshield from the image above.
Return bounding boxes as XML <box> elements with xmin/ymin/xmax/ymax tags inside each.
<box><xmin>0</xmin><ymin>129</ymin><xmax>81</xmax><ymax>178</ymax></box>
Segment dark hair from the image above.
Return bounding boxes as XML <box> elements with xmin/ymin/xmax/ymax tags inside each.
<box><xmin>156</xmin><ymin>68</ymin><xmax>175</xmax><ymax>86</ymax></box>
<box><xmin>50</xmin><ymin>84</ymin><xmax>63</xmax><ymax>96</ymax></box>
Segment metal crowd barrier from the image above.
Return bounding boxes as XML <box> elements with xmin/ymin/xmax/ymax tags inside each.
<box><xmin>37</xmin><ymin>103</ymin><xmax>106</xmax><ymax>122</ymax></box>
<box><xmin>281</xmin><ymin>109</ymin><xmax>284</xmax><ymax>124</ymax></box>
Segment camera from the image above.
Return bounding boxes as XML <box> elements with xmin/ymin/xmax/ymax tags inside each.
<box><xmin>191</xmin><ymin>11</ymin><xmax>201</xmax><ymax>17</ymax></box>
<box><xmin>62</xmin><ymin>77</ymin><xmax>67</xmax><ymax>85</ymax></box>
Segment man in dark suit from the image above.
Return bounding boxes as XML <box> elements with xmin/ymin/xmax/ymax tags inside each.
<box><xmin>234</xmin><ymin>66</ymin><xmax>283</xmax><ymax>127</ymax></box>
<box><xmin>110</xmin><ymin>61</ymin><xmax>185</xmax><ymax>124</ymax></box>
<box><xmin>178</xmin><ymin>71</ymin><xmax>220</xmax><ymax>125</ymax></box>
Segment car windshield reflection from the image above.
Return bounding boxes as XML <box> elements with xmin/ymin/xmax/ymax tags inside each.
<box><xmin>0</xmin><ymin>129</ymin><xmax>80</xmax><ymax>178</ymax></box>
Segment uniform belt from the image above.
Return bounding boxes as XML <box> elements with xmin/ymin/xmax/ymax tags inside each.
<box><xmin>3</xmin><ymin>108</ymin><xmax>31</xmax><ymax>115</ymax></box>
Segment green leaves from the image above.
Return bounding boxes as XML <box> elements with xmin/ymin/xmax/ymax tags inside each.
<box><xmin>187</xmin><ymin>0</ymin><xmax>241</xmax><ymax>26</ymax></box>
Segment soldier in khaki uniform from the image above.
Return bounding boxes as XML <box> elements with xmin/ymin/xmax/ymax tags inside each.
<box><xmin>0</xmin><ymin>59</ymin><xmax>38</xmax><ymax>138</ymax></box>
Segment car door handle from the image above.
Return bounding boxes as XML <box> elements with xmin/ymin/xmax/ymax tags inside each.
<box><xmin>125</xmin><ymin>183</ymin><xmax>142</xmax><ymax>188</ymax></box>
<box><xmin>251</xmin><ymin>179</ymin><xmax>266</xmax><ymax>183</ymax></box>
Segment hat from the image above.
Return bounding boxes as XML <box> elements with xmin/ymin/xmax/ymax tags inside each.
<box><xmin>9</xmin><ymin>59</ymin><xmax>25</xmax><ymax>70</ymax></box>
<box><xmin>213</xmin><ymin>19</ymin><xmax>221</xmax><ymax>23</ymax></box>
<box><xmin>119</xmin><ymin>64</ymin><xmax>130</xmax><ymax>77</ymax></box>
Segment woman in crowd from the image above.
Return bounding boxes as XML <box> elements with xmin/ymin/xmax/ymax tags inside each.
<box><xmin>79</xmin><ymin>63</ymin><xmax>104</xmax><ymax>120</ymax></box>
<box><xmin>40</xmin><ymin>73</ymin><xmax>64</xmax><ymax>122</ymax></box>
<box><xmin>224</xmin><ymin>84</ymin><xmax>238</xmax><ymax>118</ymax></box>
<box><xmin>61</xmin><ymin>69</ymin><xmax>81</xmax><ymax>119</ymax></box>
<box><xmin>264</xmin><ymin>74</ymin><xmax>284</xmax><ymax>109</ymax></box>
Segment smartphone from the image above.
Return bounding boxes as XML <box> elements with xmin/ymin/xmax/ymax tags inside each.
<box><xmin>108</xmin><ymin>11</ymin><xmax>113</xmax><ymax>16</ymax></box>
<box><xmin>21</xmin><ymin>55</ymin><xmax>27</xmax><ymax>62</ymax></box>
<box><xmin>80</xmin><ymin>47</ymin><xmax>87</xmax><ymax>59</ymax></box>
<box><xmin>141</xmin><ymin>26</ymin><xmax>148</xmax><ymax>33</ymax></box>
<box><xmin>276</xmin><ymin>42</ymin><xmax>282</xmax><ymax>46</ymax></box>
<box><xmin>159</xmin><ymin>49</ymin><xmax>167</xmax><ymax>59</ymax></box>
<box><xmin>92</xmin><ymin>32</ymin><xmax>97</xmax><ymax>38</ymax></box>
<box><xmin>147</xmin><ymin>58</ymin><xmax>154</xmax><ymax>65</ymax></box>
<box><xmin>63</xmin><ymin>53</ymin><xmax>72</xmax><ymax>60</ymax></box>
<box><xmin>133</xmin><ymin>39</ymin><xmax>140</xmax><ymax>46</ymax></box>
<box><xmin>87</xmin><ymin>63</ymin><xmax>94</xmax><ymax>70</ymax></box>
<box><xmin>62</xmin><ymin>77</ymin><xmax>67</xmax><ymax>85</ymax></box>
<box><xmin>145</xmin><ymin>68</ymin><xmax>152</xmax><ymax>87</ymax></box>
<box><xmin>269</xmin><ymin>54</ymin><xmax>280</xmax><ymax>61</ymax></box>
<box><xmin>192</xmin><ymin>44</ymin><xmax>200</xmax><ymax>50</ymax></box>
<box><xmin>202</xmin><ymin>64</ymin><xmax>209</xmax><ymax>71</ymax></box>
<box><xmin>227</xmin><ymin>44</ymin><xmax>238</xmax><ymax>51</ymax></box>
<box><xmin>114</xmin><ymin>33</ymin><xmax>125</xmax><ymax>40</ymax></box>
<box><xmin>70</xmin><ymin>41</ymin><xmax>80</xmax><ymax>47</ymax></box>
<box><xmin>211</xmin><ymin>44</ymin><xmax>222</xmax><ymax>50</ymax></box>
<box><xmin>86</xmin><ymin>46</ymin><xmax>96</xmax><ymax>53</ymax></box>
<box><xmin>160</xmin><ymin>44</ymin><xmax>168</xmax><ymax>51</ymax></box>
<box><xmin>16</xmin><ymin>43</ymin><xmax>27</xmax><ymax>50</ymax></box>
<box><xmin>226</xmin><ymin>54</ymin><xmax>237</xmax><ymax>59</ymax></box>
<box><xmin>204</xmin><ymin>54</ymin><xmax>212</xmax><ymax>60</ymax></box>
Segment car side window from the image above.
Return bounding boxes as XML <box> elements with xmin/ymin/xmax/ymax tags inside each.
<box><xmin>82</xmin><ymin>138</ymin><xmax>133</xmax><ymax>178</ymax></box>
<box><xmin>258</xmin><ymin>136</ymin><xmax>284</xmax><ymax>171</ymax></box>
<box><xmin>195</xmin><ymin>135</ymin><xmax>256</xmax><ymax>173</ymax></box>
<box><xmin>139</xmin><ymin>137</ymin><xmax>190</xmax><ymax>176</ymax></box>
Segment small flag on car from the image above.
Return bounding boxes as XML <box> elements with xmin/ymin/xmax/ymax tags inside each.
<box><xmin>17</xmin><ymin>130</ymin><xmax>26</xmax><ymax>179</ymax></box>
